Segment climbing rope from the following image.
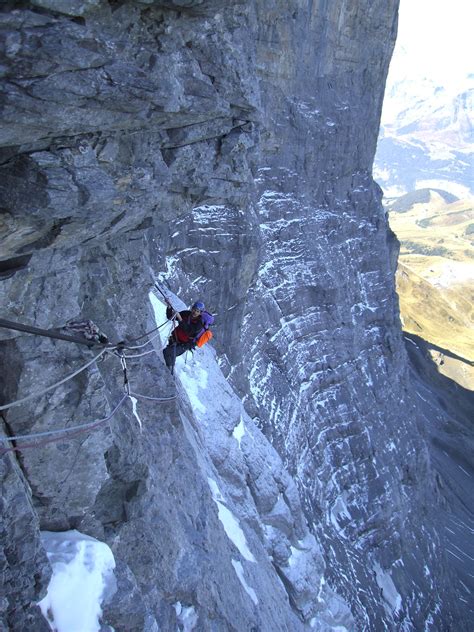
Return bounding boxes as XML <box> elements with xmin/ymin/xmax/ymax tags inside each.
<box><xmin>0</xmin><ymin>315</ymin><xmax>172</xmax><ymax>411</ymax></box>
<box><xmin>0</xmin><ymin>297</ymin><xmax>179</xmax><ymax>456</ymax></box>
<box><xmin>118</xmin><ymin>321</ymin><xmax>175</xmax><ymax>360</ymax></box>
<box><xmin>0</xmin><ymin>348</ymin><xmax>108</xmax><ymax>412</ymax></box>
<box><xmin>125</xmin><ymin>309</ymin><xmax>178</xmax><ymax>351</ymax></box>
<box><xmin>0</xmin><ymin>395</ymin><xmax>128</xmax><ymax>444</ymax></box>
<box><xmin>130</xmin><ymin>392</ymin><xmax>177</xmax><ymax>403</ymax></box>
<box><xmin>126</xmin><ymin>319</ymin><xmax>170</xmax><ymax>345</ymax></box>
<box><xmin>0</xmin><ymin>356</ymin><xmax>176</xmax><ymax>455</ymax></box>
<box><xmin>121</xmin><ymin>347</ymin><xmax>158</xmax><ymax>359</ymax></box>
<box><xmin>0</xmin><ymin>315</ymin><xmax>170</xmax><ymax>352</ymax></box>
<box><xmin>122</xmin><ymin>328</ymin><xmax>164</xmax><ymax>351</ymax></box>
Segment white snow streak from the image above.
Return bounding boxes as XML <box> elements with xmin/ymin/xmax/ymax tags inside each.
<box><xmin>208</xmin><ymin>478</ymin><xmax>256</xmax><ymax>563</ymax></box>
<box><xmin>129</xmin><ymin>395</ymin><xmax>143</xmax><ymax>431</ymax></box>
<box><xmin>149</xmin><ymin>291</ymin><xmax>173</xmax><ymax>347</ymax></box>
<box><xmin>233</xmin><ymin>415</ymin><xmax>246</xmax><ymax>448</ymax></box>
<box><xmin>330</xmin><ymin>493</ymin><xmax>352</xmax><ymax>536</ymax></box>
<box><xmin>231</xmin><ymin>560</ymin><xmax>259</xmax><ymax>605</ymax></box>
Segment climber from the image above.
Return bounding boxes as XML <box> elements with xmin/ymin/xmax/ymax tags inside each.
<box><xmin>163</xmin><ymin>300</ymin><xmax>214</xmax><ymax>373</ymax></box>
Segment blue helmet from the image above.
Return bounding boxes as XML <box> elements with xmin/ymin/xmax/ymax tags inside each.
<box><xmin>192</xmin><ymin>301</ymin><xmax>205</xmax><ymax>311</ymax></box>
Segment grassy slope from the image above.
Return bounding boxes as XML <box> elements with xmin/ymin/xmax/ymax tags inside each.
<box><xmin>388</xmin><ymin>190</ymin><xmax>474</xmax><ymax>388</ymax></box>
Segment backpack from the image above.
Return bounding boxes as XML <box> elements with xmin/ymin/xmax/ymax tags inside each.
<box><xmin>196</xmin><ymin>330</ymin><xmax>213</xmax><ymax>347</ymax></box>
<box><xmin>195</xmin><ymin>311</ymin><xmax>214</xmax><ymax>347</ymax></box>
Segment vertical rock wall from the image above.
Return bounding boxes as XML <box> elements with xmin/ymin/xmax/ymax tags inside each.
<box><xmin>235</xmin><ymin>1</ymin><xmax>465</xmax><ymax>629</ymax></box>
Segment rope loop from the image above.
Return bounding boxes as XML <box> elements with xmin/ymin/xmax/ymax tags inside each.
<box><xmin>130</xmin><ymin>391</ymin><xmax>177</xmax><ymax>403</ymax></box>
<box><xmin>0</xmin><ymin>348</ymin><xmax>108</xmax><ymax>412</ymax></box>
<box><xmin>0</xmin><ymin>297</ymin><xmax>181</xmax><ymax>455</ymax></box>
<box><xmin>0</xmin><ymin>394</ymin><xmax>128</xmax><ymax>455</ymax></box>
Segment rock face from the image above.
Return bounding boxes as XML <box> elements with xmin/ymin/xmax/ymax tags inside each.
<box><xmin>0</xmin><ymin>1</ymin><xmax>470</xmax><ymax>630</ymax></box>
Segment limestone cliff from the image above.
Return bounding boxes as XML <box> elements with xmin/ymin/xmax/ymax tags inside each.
<box><xmin>0</xmin><ymin>1</ymin><xmax>470</xmax><ymax>630</ymax></box>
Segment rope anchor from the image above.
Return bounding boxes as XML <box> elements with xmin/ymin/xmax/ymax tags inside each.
<box><xmin>118</xmin><ymin>350</ymin><xmax>131</xmax><ymax>396</ymax></box>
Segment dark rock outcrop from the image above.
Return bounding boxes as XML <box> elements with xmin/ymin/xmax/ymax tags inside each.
<box><xmin>0</xmin><ymin>1</ymin><xmax>470</xmax><ymax>630</ymax></box>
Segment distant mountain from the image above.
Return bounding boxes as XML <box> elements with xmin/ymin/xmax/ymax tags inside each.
<box><xmin>375</xmin><ymin>73</ymin><xmax>473</xmax><ymax>198</ymax></box>
<box><xmin>389</xmin><ymin>188</ymin><xmax>459</xmax><ymax>213</ymax></box>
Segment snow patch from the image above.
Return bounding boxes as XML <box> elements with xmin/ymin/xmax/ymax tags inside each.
<box><xmin>286</xmin><ymin>534</ymin><xmax>320</xmax><ymax>575</ymax></box>
<box><xmin>330</xmin><ymin>493</ymin><xmax>352</xmax><ymax>536</ymax></box>
<box><xmin>310</xmin><ymin>623</ymin><xmax>348</xmax><ymax>632</ymax></box>
<box><xmin>289</xmin><ymin>544</ymin><xmax>305</xmax><ymax>568</ymax></box>
<box><xmin>149</xmin><ymin>291</ymin><xmax>175</xmax><ymax>348</ymax></box>
<box><xmin>179</xmin><ymin>363</ymin><xmax>209</xmax><ymax>414</ymax></box>
<box><xmin>174</xmin><ymin>602</ymin><xmax>198</xmax><ymax>631</ymax></box>
<box><xmin>233</xmin><ymin>415</ymin><xmax>246</xmax><ymax>448</ymax></box>
<box><xmin>373</xmin><ymin>562</ymin><xmax>402</xmax><ymax>617</ymax></box>
<box><xmin>231</xmin><ymin>560</ymin><xmax>259</xmax><ymax>605</ymax></box>
<box><xmin>38</xmin><ymin>530</ymin><xmax>116</xmax><ymax>632</ymax></box>
<box><xmin>208</xmin><ymin>478</ymin><xmax>256</xmax><ymax>562</ymax></box>
<box><xmin>157</xmin><ymin>255</ymin><xmax>181</xmax><ymax>283</ymax></box>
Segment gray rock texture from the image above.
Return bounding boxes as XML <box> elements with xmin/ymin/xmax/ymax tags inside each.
<box><xmin>0</xmin><ymin>1</ymin><xmax>471</xmax><ymax>631</ymax></box>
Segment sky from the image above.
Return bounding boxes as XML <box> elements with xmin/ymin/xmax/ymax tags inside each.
<box><xmin>389</xmin><ymin>0</ymin><xmax>473</xmax><ymax>87</ymax></box>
